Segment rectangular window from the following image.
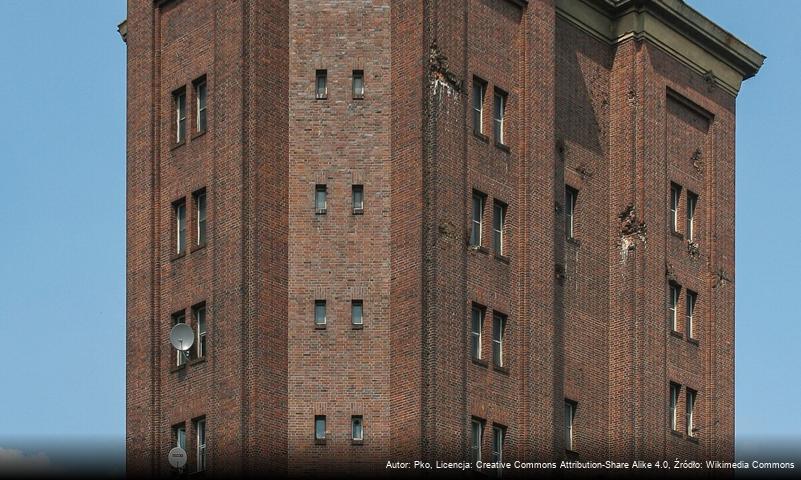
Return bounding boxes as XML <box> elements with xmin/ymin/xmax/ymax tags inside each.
<box><xmin>195</xmin><ymin>418</ymin><xmax>206</xmax><ymax>472</ymax></box>
<box><xmin>351</xmin><ymin>415</ymin><xmax>364</xmax><ymax>441</ymax></box>
<box><xmin>194</xmin><ymin>78</ymin><xmax>207</xmax><ymax>133</ymax></box>
<box><xmin>492</xmin><ymin>425</ymin><xmax>505</xmax><ymax>476</ymax></box>
<box><xmin>175</xmin><ymin>199</ymin><xmax>186</xmax><ymax>255</ymax></box>
<box><xmin>194</xmin><ymin>305</ymin><xmax>206</xmax><ymax>359</ymax></box>
<box><xmin>352</xmin><ymin>185</ymin><xmax>364</xmax><ymax>214</ymax></box>
<box><xmin>174</xmin><ymin>424</ymin><xmax>186</xmax><ymax>450</ymax></box>
<box><xmin>352</xmin><ymin>300</ymin><xmax>363</xmax><ymax>326</ymax></box>
<box><xmin>172</xmin><ymin>311</ymin><xmax>186</xmax><ymax>366</ymax></box>
<box><xmin>669</xmin><ymin>283</ymin><xmax>680</xmax><ymax>332</ymax></box>
<box><xmin>471</xmin><ymin>305</ymin><xmax>484</xmax><ymax>360</ymax></box>
<box><xmin>687</xmin><ymin>191</ymin><xmax>698</xmax><ymax>242</ymax></box>
<box><xmin>194</xmin><ymin>190</ymin><xmax>207</xmax><ymax>246</ymax></box>
<box><xmin>686</xmin><ymin>290</ymin><xmax>697</xmax><ymax>340</ymax></box>
<box><xmin>670</xmin><ymin>383</ymin><xmax>680</xmax><ymax>431</ymax></box>
<box><xmin>472</xmin><ymin>78</ymin><xmax>486</xmax><ymax>135</ymax></box>
<box><xmin>471</xmin><ymin>418</ymin><xmax>483</xmax><ymax>465</ymax></box>
<box><xmin>174</xmin><ymin>89</ymin><xmax>186</xmax><ymax>144</ymax></box>
<box><xmin>315</xmin><ymin>415</ymin><xmax>326</xmax><ymax>441</ymax></box>
<box><xmin>352</xmin><ymin>70</ymin><xmax>364</xmax><ymax>99</ymax></box>
<box><xmin>565</xmin><ymin>186</ymin><xmax>578</xmax><ymax>240</ymax></box>
<box><xmin>315</xmin><ymin>185</ymin><xmax>327</xmax><ymax>214</ymax></box>
<box><xmin>686</xmin><ymin>389</ymin><xmax>697</xmax><ymax>437</ymax></box>
<box><xmin>565</xmin><ymin>401</ymin><xmax>576</xmax><ymax>451</ymax></box>
<box><xmin>493</xmin><ymin>201</ymin><xmax>506</xmax><ymax>256</ymax></box>
<box><xmin>492</xmin><ymin>313</ymin><xmax>506</xmax><ymax>368</ymax></box>
<box><xmin>314</xmin><ymin>300</ymin><xmax>326</xmax><ymax>327</ymax></box>
<box><xmin>316</xmin><ymin>70</ymin><xmax>327</xmax><ymax>99</ymax></box>
<box><xmin>493</xmin><ymin>89</ymin><xmax>507</xmax><ymax>145</ymax></box>
<box><xmin>471</xmin><ymin>192</ymin><xmax>484</xmax><ymax>247</ymax></box>
<box><xmin>670</xmin><ymin>183</ymin><xmax>681</xmax><ymax>232</ymax></box>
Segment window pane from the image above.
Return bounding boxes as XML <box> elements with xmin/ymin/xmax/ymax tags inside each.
<box><xmin>315</xmin><ymin>186</ymin><xmax>327</xmax><ymax>212</ymax></box>
<box><xmin>493</xmin><ymin>314</ymin><xmax>504</xmax><ymax>367</ymax></box>
<box><xmin>353</xmin><ymin>185</ymin><xmax>364</xmax><ymax>211</ymax></box>
<box><xmin>352</xmin><ymin>417</ymin><xmax>363</xmax><ymax>440</ymax></box>
<box><xmin>564</xmin><ymin>402</ymin><xmax>573</xmax><ymax>450</ymax></box>
<box><xmin>493</xmin><ymin>203</ymin><xmax>504</xmax><ymax>255</ymax></box>
<box><xmin>352</xmin><ymin>301</ymin><xmax>363</xmax><ymax>325</ymax></box>
<box><xmin>353</xmin><ymin>70</ymin><xmax>364</xmax><ymax>98</ymax></box>
<box><xmin>471</xmin><ymin>194</ymin><xmax>483</xmax><ymax>246</ymax></box>
<box><xmin>315</xmin><ymin>416</ymin><xmax>326</xmax><ymax>439</ymax></box>
<box><xmin>176</xmin><ymin>203</ymin><xmax>186</xmax><ymax>254</ymax></box>
<box><xmin>473</xmin><ymin>81</ymin><xmax>484</xmax><ymax>133</ymax></box>
<box><xmin>471</xmin><ymin>307</ymin><xmax>482</xmax><ymax>359</ymax></box>
<box><xmin>315</xmin><ymin>301</ymin><xmax>326</xmax><ymax>325</ymax></box>
<box><xmin>196</xmin><ymin>81</ymin><xmax>207</xmax><ymax>131</ymax></box>
<box><xmin>316</xmin><ymin>70</ymin><xmax>327</xmax><ymax>99</ymax></box>
<box><xmin>176</xmin><ymin>427</ymin><xmax>185</xmax><ymax>449</ymax></box>
<box><xmin>196</xmin><ymin>192</ymin><xmax>206</xmax><ymax>245</ymax></box>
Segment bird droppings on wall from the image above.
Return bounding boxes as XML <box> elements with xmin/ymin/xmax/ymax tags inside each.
<box><xmin>618</xmin><ymin>204</ymin><xmax>647</xmax><ymax>262</ymax></box>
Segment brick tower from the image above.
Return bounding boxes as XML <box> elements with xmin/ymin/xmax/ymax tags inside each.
<box><xmin>123</xmin><ymin>0</ymin><xmax>762</xmax><ymax>476</ymax></box>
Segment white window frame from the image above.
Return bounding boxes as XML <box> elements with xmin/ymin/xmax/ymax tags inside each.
<box><xmin>566</xmin><ymin>186</ymin><xmax>577</xmax><ymax>239</ymax></box>
<box><xmin>351</xmin><ymin>415</ymin><xmax>364</xmax><ymax>441</ymax></box>
<box><xmin>670</xmin><ymin>383</ymin><xmax>680</xmax><ymax>431</ymax></box>
<box><xmin>176</xmin><ymin>201</ymin><xmax>186</xmax><ymax>255</ymax></box>
<box><xmin>493</xmin><ymin>201</ymin><xmax>506</xmax><ymax>256</ymax></box>
<box><xmin>195</xmin><ymin>418</ymin><xmax>206</xmax><ymax>472</ymax></box>
<box><xmin>687</xmin><ymin>191</ymin><xmax>697</xmax><ymax>242</ymax></box>
<box><xmin>492</xmin><ymin>313</ymin><xmax>505</xmax><ymax>368</ymax></box>
<box><xmin>195</xmin><ymin>190</ymin><xmax>207</xmax><ymax>246</ymax></box>
<box><xmin>686</xmin><ymin>389</ymin><xmax>697</xmax><ymax>437</ymax></box>
<box><xmin>669</xmin><ymin>283</ymin><xmax>680</xmax><ymax>332</ymax></box>
<box><xmin>195</xmin><ymin>79</ymin><xmax>207</xmax><ymax>132</ymax></box>
<box><xmin>195</xmin><ymin>305</ymin><xmax>206</xmax><ymax>358</ymax></box>
<box><xmin>493</xmin><ymin>90</ymin><xmax>506</xmax><ymax>145</ymax></box>
<box><xmin>564</xmin><ymin>401</ymin><xmax>575</xmax><ymax>451</ymax></box>
<box><xmin>173</xmin><ymin>311</ymin><xmax>186</xmax><ymax>366</ymax></box>
<box><xmin>471</xmin><ymin>305</ymin><xmax>483</xmax><ymax>360</ymax></box>
<box><xmin>686</xmin><ymin>290</ymin><xmax>696</xmax><ymax>340</ymax></box>
<box><xmin>471</xmin><ymin>193</ymin><xmax>484</xmax><ymax>247</ymax></box>
<box><xmin>473</xmin><ymin>79</ymin><xmax>485</xmax><ymax>134</ymax></box>
<box><xmin>670</xmin><ymin>184</ymin><xmax>681</xmax><ymax>232</ymax></box>
<box><xmin>175</xmin><ymin>90</ymin><xmax>186</xmax><ymax>144</ymax></box>
<box><xmin>315</xmin><ymin>300</ymin><xmax>327</xmax><ymax>326</ymax></box>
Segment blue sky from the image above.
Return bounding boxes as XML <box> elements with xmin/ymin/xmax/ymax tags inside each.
<box><xmin>0</xmin><ymin>0</ymin><xmax>797</xmax><ymax>470</ymax></box>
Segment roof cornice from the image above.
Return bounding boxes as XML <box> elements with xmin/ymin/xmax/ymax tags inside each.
<box><xmin>556</xmin><ymin>0</ymin><xmax>765</xmax><ymax>96</ymax></box>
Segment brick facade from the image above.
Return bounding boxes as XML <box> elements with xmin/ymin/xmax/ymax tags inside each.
<box><xmin>125</xmin><ymin>0</ymin><xmax>761</xmax><ymax>476</ymax></box>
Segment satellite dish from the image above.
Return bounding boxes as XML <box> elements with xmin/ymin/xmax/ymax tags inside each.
<box><xmin>168</xmin><ymin>447</ymin><xmax>187</xmax><ymax>469</ymax></box>
<box><xmin>170</xmin><ymin>323</ymin><xmax>195</xmax><ymax>352</ymax></box>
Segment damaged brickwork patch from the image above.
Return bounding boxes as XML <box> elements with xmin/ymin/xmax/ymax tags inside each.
<box><xmin>618</xmin><ymin>204</ymin><xmax>647</xmax><ymax>262</ymax></box>
<box><xmin>429</xmin><ymin>42</ymin><xmax>463</xmax><ymax>96</ymax></box>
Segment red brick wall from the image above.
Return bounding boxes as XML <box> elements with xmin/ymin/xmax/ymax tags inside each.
<box><xmin>127</xmin><ymin>0</ymin><xmax>741</xmax><ymax>474</ymax></box>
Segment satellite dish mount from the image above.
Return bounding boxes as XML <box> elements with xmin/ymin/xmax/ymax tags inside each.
<box><xmin>170</xmin><ymin>323</ymin><xmax>195</xmax><ymax>360</ymax></box>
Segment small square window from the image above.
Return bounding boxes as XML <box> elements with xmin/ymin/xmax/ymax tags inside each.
<box><xmin>314</xmin><ymin>300</ymin><xmax>326</xmax><ymax>327</ymax></box>
<box><xmin>352</xmin><ymin>300</ymin><xmax>363</xmax><ymax>326</ymax></box>
<box><xmin>351</xmin><ymin>415</ymin><xmax>364</xmax><ymax>441</ymax></box>
<box><xmin>315</xmin><ymin>185</ymin><xmax>327</xmax><ymax>214</ymax></box>
<box><xmin>316</xmin><ymin>70</ymin><xmax>327</xmax><ymax>99</ymax></box>
<box><xmin>315</xmin><ymin>415</ymin><xmax>326</xmax><ymax>442</ymax></box>
<box><xmin>352</xmin><ymin>185</ymin><xmax>364</xmax><ymax>214</ymax></box>
<box><xmin>352</xmin><ymin>70</ymin><xmax>364</xmax><ymax>99</ymax></box>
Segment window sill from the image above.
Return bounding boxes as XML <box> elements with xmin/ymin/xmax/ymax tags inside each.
<box><xmin>566</xmin><ymin>237</ymin><xmax>581</xmax><ymax>247</ymax></box>
<box><xmin>315</xmin><ymin>209</ymin><xmax>327</xmax><ymax>215</ymax></box>
<box><xmin>352</xmin><ymin>96</ymin><xmax>364</xmax><ymax>101</ymax></box>
<box><xmin>315</xmin><ymin>96</ymin><xmax>328</xmax><ymax>101</ymax></box>
<box><xmin>473</xmin><ymin>131</ymin><xmax>489</xmax><ymax>143</ymax></box>
<box><xmin>565</xmin><ymin>449</ymin><xmax>579</xmax><ymax>459</ymax></box>
<box><xmin>493</xmin><ymin>364</ymin><xmax>510</xmax><ymax>375</ymax></box>
<box><xmin>351</xmin><ymin>439</ymin><xmax>364</xmax><ymax>446</ymax></box>
<box><xmin>671</xmin><ymin>230</ymin><xmax>684</xmax><ymax>240</ymax></box>
<box><xmin>352</xmin><ymin>208</ymin><xmax>364</xmax><ymax>215</ymax></box>
<box><xmin>494</xmin><ymin>253</ymin><xmax>510</xmax><ymax>264</ymax></box>
<box><xmin>170</xmin><ymin>140</ymin><xmax>186</xmax><ymax>151</ymax></box>
<box><xmin>687</xmin><ymin>435</ymin><xmax>699</xmax><ymax>444</ymax></box>
<box><xmin>191</xmin><ymin>243</ymin><xmax>207</xmax><ymax>253</ymax></box>
<box><xmin>671</xmin><ymin>429</ymin><xmax>684</xmax><ymax>438</ymax></box>
<box><xmin>170</xmin><ymin>363</ymin><xmax>187</xmax><ymax>373</ymax></box>
<box><xmin>314</xmin><ymin>324</ymin><xmax>327</xmax><ymax>330</ymax></box>
<box><xmin>314</xmin><ymin>438</ymin><xmax>327</xmax><ymax>445</ymax></box>
<box><xmin>669</xmin><ymin>330</ymin><xmax>684</xmax><ymax>340</ymax></box>
<box><xmin>495</xmin><ymin>142</ymin><xmax>511</xmax><ymax>154</ymax></box>
<box><xmin>171</xmin><ymin>252</ymin><xmax>187</xmax><ymax>262</ymax></box>
<box><xmin>471</xmin><ymin>357</ymin><xmax>488</xmax><ymax>368</ymax></box>
<box><xmin>351</xmin><ymin>323</ymin><xmax>364</xmax><ymax>330</ymax></box>
<box><xmin>468</xmin><ymin>244</ymin><xmax>489</xmax><ymax>254</ymax></box>
<box><xmin>191</xmin><ymin>130</ymin><xmax>207</xmax><ymax>141</ymax></box>
<box><xmin>189</xmin><ymin>356</ymin><xmax>206</xmax><ymax>366</ymax></box>
<box><xmin>688</xmin><ymin>337</ymin><xmax>699</xmax><ymax>346</ymax></box>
